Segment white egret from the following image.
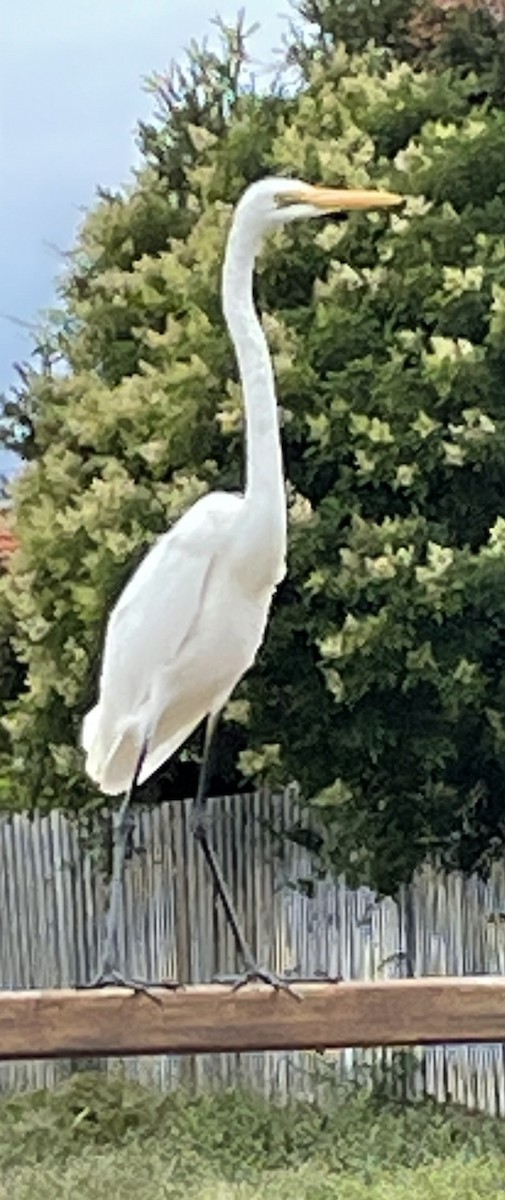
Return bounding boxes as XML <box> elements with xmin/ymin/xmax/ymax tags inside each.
<box><xmin>82</xmin><ymin>176</ymin><xmax>402</xmax><ymax>990</ymax></box>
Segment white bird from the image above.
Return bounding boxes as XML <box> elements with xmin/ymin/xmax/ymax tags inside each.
<box><xmin>82</xmin><ymin>176</ymin><xmax>402</xmax><ymax>990</ymax></box>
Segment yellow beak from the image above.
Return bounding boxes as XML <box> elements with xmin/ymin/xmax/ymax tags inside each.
<box><xmin>281</xmin><ymin>184</ymin><xmax>403</xmax><ymax>210</ymax></box>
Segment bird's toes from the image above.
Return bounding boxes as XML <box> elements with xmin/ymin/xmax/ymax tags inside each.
<box><xmin>85</xmin><ymin>968</ymin><xmax>174</xmax><ymax>1003</ymax></box>
<box><xmin>213</xmin><ymin>968</ymin><xmax>302</xmax><ymax>1001</ymax></box>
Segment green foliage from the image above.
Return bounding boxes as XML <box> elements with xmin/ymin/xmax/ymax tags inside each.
<box><xmin>0</xmin><ymin>1153</ymin><xmax>503</xmax><ymax>1200</ymax></box>
<box><xmin>0</xmin><ymin>1075</ymin><xmax>503</xmax><ymax>1197</ymax></box>
<box><xmin>0</xmin><ymin>1072</ymin><xmax>505</xmax><ymax>1192</ymax></box>
<box><xmin>292</xmin><ymin>0</ymin><xmax>417</xmax><ymax>60</ymax></box>
<box><xmin>292</xmin><ymin>0</ymin><xmax>505</xmax><ymax>106</ymax></box>
<box><xmin>3</xmin><ymin>6</ymin><xmax>505</xmax><ymax>889</ymax></box>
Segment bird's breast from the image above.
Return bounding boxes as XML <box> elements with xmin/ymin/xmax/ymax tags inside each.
<box><xmin>172</xmin><ymin>574</ymin><xmax>274</xmax><ymax>709</ymax></box>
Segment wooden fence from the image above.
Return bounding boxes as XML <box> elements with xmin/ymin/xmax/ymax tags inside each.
<box><xmin>1</xmin><ymin>789</ymin><xmax>505</xmax><ymax>1112</ymax></box>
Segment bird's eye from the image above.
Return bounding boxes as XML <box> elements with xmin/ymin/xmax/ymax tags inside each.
<box><xmin>274</xmin><ymin>192</ymin><xmax>300</xmax><ymax>209</ymax></box>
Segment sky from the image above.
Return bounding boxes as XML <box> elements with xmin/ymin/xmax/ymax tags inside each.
<box><xmin>0</xmin><ymin>0</ymin><xmax>287</xmax><ymax>476</ymax></box>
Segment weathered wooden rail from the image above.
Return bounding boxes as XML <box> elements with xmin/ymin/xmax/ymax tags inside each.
<box><xmin>1</xmin><ymin>977</ymin><xmax>505</xmax><ymax>1060</ymax></box>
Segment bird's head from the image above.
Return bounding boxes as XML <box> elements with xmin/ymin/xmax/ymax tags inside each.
<box><xmin>233</xmin><ymin>175</ymin><xmax>403</xmax><ymax>237</ymax></box>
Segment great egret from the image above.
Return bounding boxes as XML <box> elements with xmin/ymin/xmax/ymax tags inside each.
<box><xmin>82</xmin><ymin>176</ymin><xmax>402</xmax><ymax>990</ymax></box>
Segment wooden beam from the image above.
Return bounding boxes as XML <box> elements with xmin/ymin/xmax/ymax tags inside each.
<box><xmin>1</xmin><ymin>977</ymin><xmax>505</xmax><ymax>1060</ymax></box>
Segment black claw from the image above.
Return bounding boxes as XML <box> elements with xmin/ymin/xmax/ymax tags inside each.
<box><xmin>213</xmin><ymin>969</ymin><xmax>302</xmax><ymax>1001</ymax></box>
<box><xmin>84</xmin><ymin>970</ymin><xmax>183</xmax><ymax>1004</ymax></box>
<box><xmin>87</xmin><ymin>971</ymin><xmax>158</xmax><ymax>1002</ymax></box>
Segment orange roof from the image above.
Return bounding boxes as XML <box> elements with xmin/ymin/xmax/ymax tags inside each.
<box><xmin>0</xmin><ymin>525</ymin><xmax>17</xmax><ymax>562</ymax></box>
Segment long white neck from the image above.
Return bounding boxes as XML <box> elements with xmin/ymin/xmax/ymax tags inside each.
<box><xmin>222</xmin><ymin>217</ymin><xmax>286</xmax><ymax>524</ymax></box>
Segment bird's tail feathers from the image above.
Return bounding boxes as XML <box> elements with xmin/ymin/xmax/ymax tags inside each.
<box><xmin>82</xmin><ymin>705</ymin><xmax>143</xmax><ymax>796</ymax></box>
<box><xmin>82</xmin><ymin>706</ymin><xmax>207</xmax><ymax>797</ymax></box>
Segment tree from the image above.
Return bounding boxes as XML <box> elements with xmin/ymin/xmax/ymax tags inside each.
<box><xmin>3</xmin><ymin>7</ymin><xmax>505</xmax><ymax>893</ymax></box>
<box><xmin>292</xmin><ymin>0</ymin><xmax>505</xmax><ymax>104</ymax></box>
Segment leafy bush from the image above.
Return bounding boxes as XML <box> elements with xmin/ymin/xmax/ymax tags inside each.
<box><xmin>1</xmin><ymin>1072</ymin><xmax>505</xmax><ymax>1178</ymax></box>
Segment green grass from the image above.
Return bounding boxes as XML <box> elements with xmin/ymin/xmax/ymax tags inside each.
<box><xmin>0</xmin><ymin>1148</ymin><xmax>503</xmax><ymax>1199</ymax></box>
<box><xmin>0</xmin><ymin>1072</ymin><xmax>503</xmax><ymax>1198</ymax></box>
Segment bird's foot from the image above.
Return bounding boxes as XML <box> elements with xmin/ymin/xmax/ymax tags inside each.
<box><xmin>85</xmin><ymin>967</ymin><xmax>183</xmax><ymax>1004</ymax></box>
<box><xmin>213</xmin><ymin>966</ymin><xmax>302</xmax><ymax>1001</ymax></box>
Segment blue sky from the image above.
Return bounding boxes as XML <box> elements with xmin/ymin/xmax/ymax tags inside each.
<box><xmin>0</xmin><ymin>0</ymin><xmax>286</xmax><ymax>475</ymax></box>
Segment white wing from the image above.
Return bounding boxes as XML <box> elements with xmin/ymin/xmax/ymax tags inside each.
<box><xmin>82</xmin><ymin>491</ymin><xmax>243</xmax><ymax>792</ymax></box>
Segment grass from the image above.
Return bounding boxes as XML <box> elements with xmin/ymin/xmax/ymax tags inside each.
<box><xmin>0</xmin><ymin>1072</ymin><xmax>503</xmax><ymax>1198</ymax></box>
<box><xmin>0</xmin><ymin>1147</ymin><xmax>503</xmax><ymax>1199</ymax></box>
<box><xmin>0</xmin><ymin>1148</ymin><xmax>504</xmax><ymax>1200</ymax></box>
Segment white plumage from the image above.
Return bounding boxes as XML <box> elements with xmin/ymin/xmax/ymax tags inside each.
<box><xmin>83</xmin><ymin>490</ymin><xmax>284</xmax><ymax>794</ymax></box>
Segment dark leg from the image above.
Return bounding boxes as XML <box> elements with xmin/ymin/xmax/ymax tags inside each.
<box><xmin>191</xmin><ymin>716</ymin><xmax>299</xmax><ymax>998</ymax></box>
<box><xmin>90</xmin><ymin>742</ymin><xmax>179</xmax><ymax>996</ymax></box>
